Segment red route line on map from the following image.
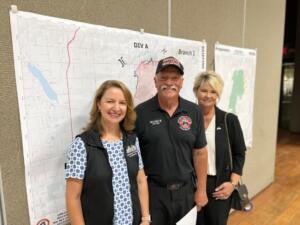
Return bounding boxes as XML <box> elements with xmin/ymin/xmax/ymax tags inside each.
<box><xmin>66</xmin><ymin>27</ymin><xmax>80</xmax><ymax>139</ymax></box>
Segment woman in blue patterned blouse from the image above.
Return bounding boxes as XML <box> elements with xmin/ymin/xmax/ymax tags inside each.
<box><xmin>65</xmin><ymin>80</ymin><xmax>150</xmax><ymax>225</ymax></box>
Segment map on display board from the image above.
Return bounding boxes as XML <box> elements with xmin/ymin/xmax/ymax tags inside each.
<box><xmin>215</xmin><ymin>43</ymin><xmax>257</xmax><ymax>147</ymax></box>
<box><xmin>10</xmin><ymin>10</ymin><xmax>207</xmax><ymax>225</ymax></box>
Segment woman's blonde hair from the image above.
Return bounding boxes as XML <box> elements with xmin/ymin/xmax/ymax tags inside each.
<box><xmin>193</xmin><ymin>70</ymin><xmax>224</xmax><ymax>98</ymax></box>
<box><xmin>85</xmin><ymin>80</ymin><xmax>136</xmax><ymax>133</ymax></box>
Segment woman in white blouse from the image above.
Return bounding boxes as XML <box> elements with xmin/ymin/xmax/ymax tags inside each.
<box><xmin>194</xmin><ymin>71</ymin><xmax>246</xmax><ymax>225</ymax></box>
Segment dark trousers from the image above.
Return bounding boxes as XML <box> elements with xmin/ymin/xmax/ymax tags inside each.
<box><xmin>197</xmin><ymin>176</ymin><xmax>231</xmax><ymax>225</ymax></box>
<box><xmin>148</xmin><ymin>180</ymin><xmax>195</xmax><ymax>225</ymax></box>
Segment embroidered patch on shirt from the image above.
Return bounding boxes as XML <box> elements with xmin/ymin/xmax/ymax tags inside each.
<box><xmin>177</xmin><ymin>115</ymin><xmax>192</xmax><ymax>131</ymax></box>
<box><xmin>126</xmin><ymin>145</ymin><xmax>138</xmax><ymax>157</ymax></box>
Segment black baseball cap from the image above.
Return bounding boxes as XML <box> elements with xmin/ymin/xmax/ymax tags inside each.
<box><xmin>156</xmin><ymin>56</ymin><xmax>184</xmax><ymax>75</ymax></box>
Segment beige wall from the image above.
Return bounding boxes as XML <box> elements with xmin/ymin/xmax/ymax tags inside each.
<box><xmin>243</xmin><ymin>0</ymin><xmax>286</xmax><ymax>195</ymax></box>
<box><xmin>0</xmin><ymin>0</ymin><xmax>285</xmax><ymax>224</ymax></box>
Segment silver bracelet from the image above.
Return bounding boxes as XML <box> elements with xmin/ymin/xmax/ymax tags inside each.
<box><xmin>141</xmin><ymin>215</ymin><xmax>151</xmax><ymax>223</ymax></box>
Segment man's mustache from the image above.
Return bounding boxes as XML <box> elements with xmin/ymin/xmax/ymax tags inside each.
<box><xmin>160</xmin><ymin>85</ymin><xmax>178</xmax><ymax>91</ymax></box>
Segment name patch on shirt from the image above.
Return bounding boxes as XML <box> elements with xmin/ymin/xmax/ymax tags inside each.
<box><xmin>126</xmin><ymin>145</ymin><xmax>138</xmax><ymax>157</ymax></box>
<box><xmin>177</xmin><ymin>115</ymin><xmax>192</xmax><ymax>131</ymax></box>
<box><xmin>149</xmin><ymin>119</ymin><xmax>162</xmax><ymax>126</ymax></box>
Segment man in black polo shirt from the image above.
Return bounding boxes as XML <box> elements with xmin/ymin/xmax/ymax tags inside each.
<box><xmin>135</xmin><ymin>56</ymin><xmax>208</xmax><ymax>225</ymax></box>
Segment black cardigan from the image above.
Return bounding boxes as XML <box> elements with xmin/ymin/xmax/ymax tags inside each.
<box><xmin>214</xmin><ymin>107</ymin><xmax>246</xmax><ymax>185</ymax></box>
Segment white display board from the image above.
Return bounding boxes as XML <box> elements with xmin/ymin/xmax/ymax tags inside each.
<box><xmin>10</xmin><ymin>10</ymin><xmax>207</xmax><ymax>225</ymax></box>
<box><xmin>215</xmin><ymin>43</ymin><xmax>257</xmax><ymax>147</ymax></box>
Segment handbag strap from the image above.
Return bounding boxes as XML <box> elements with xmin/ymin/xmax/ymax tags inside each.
<box><xmin>224</xmin><ymin>113</ymin><xmax>233</xmax><ymax>170</ymax></box>
<box><xmin>224</xmin><ymin>112</ymin><xmax>243</xmax><ymax>185</ymax></box>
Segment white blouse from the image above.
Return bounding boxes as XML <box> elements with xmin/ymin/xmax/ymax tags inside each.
<box><xmin>205</xmin><ymin>115</ymin><xmax>217</xmax><ymax>176</ymax></box>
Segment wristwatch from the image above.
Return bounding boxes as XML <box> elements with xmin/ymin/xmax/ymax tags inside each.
<box><xmin>141</xmin><ymin>215</ymin><xmax>151</xmax><ymax>223</ymax></box>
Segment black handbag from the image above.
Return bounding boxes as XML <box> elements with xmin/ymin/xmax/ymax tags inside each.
<box><xmin>225</xmin><ymin>113</ymin><xmax>252</xmax><ymax>211</ymax></box>
<box><xmin>230</xmin><ymin>183</ymin><xmax>250</xmax><ymax>210</ymax></box>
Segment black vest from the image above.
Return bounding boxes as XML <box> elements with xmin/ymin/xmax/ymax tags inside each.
<box><xmin>78</xmin><ymin>129</ymin><xmax>141</xmax><ymax>225</ymax></box>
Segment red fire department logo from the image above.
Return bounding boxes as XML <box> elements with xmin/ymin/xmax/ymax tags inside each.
<box><xmin>177</xmin><ymin>116</ymin><xmax>192</xmax><ymax>131</ymax></box>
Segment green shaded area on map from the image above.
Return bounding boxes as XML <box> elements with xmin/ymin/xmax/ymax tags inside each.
<box><xmin>228</xmin><ymin>69</ymin><xmax>245</xmax><ymax>113</ymax></box>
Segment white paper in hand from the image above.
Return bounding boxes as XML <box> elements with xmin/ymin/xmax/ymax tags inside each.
<box><xmin>176</xmin><ymin>206</ymin><xmax>197</xmax><ymax>225</ymax></box>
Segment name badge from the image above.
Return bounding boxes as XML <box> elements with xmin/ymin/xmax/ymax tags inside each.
<box><xmin>149</xmin><ymin>119</ymin><xmax>162</xmax><ymax>126</ymax></box>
